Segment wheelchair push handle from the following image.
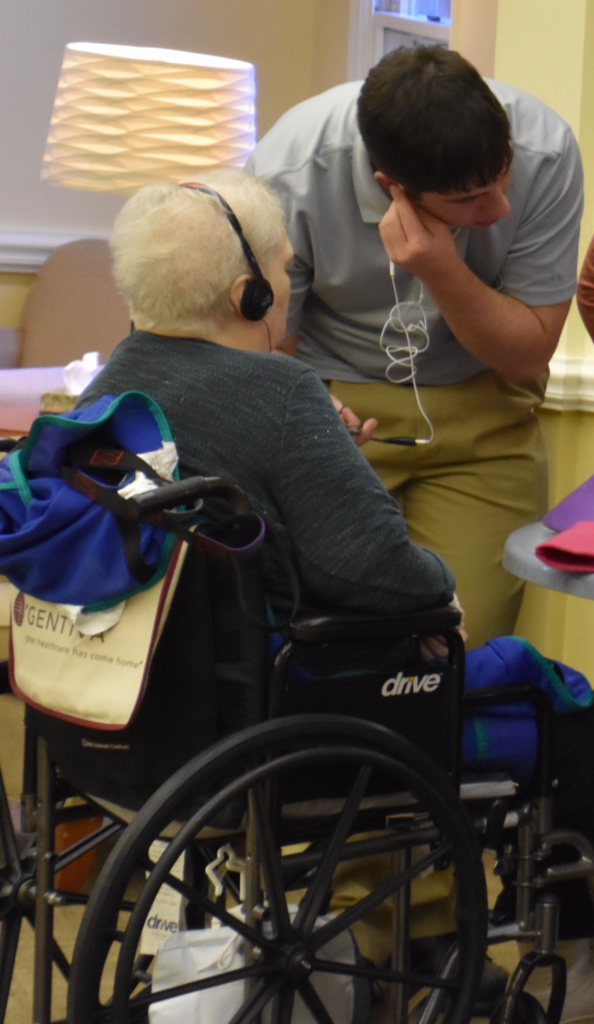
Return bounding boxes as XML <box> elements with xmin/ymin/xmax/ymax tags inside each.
<box><xmin>129</xmin><ymin>475</ymin><xmax>253</xmax><ymax>517</ymax></box>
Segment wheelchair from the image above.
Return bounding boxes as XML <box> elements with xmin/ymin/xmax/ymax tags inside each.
<box><xmin>0</xmin><ymin>475</ymin><xmax>593</xmax><ymax>1024</ymax></box>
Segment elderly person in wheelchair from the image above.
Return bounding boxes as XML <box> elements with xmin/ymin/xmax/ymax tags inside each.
<box><xmin>2</xmin><ymin>171</ymin><xmax>594</xmax><ymax>1024</ymax></box>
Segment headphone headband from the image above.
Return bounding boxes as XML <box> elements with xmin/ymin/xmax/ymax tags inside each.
<box><xmin>179</xmin><ymin>181</ymin><xmax>274</xmax><ymax>322</ymax></box>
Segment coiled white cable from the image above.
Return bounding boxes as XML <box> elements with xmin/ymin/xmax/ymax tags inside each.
<box><xmin>380</xmin><ymin>261</ymin><xmax>434</xmax><ymax>444</ymax></box>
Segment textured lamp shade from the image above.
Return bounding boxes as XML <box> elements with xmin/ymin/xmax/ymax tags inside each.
<box><xmin>42</xmin><ymin>42</ymin><xmax>256</xmax><ymax>194</ymax></box>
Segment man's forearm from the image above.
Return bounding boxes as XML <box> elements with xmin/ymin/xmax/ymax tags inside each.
<box><xmin>423</xmin><ymin>259</ymin><xmax>568</xmax><ymax>381</ymax></box>
<box><xmin>378</xmin><ymin>187</ymin><xmax>569</xmax><ymax>381</ymax></box>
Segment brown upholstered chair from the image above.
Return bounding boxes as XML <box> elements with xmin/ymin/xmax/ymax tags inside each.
<box><xmin>16</xmin><ymin>238</ymin><xmax>130</xmax><ymax>367</ymax></box>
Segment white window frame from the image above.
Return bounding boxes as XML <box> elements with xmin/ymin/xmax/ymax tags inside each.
<box><xmin>348</xmin><ymin>0</ymin><xmax>450</xmax><ymax>81</ymax></box>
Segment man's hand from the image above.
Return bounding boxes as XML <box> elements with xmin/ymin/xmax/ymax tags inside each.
<box><xmin>378</xmin><ymin>185</ymin><xmax>460</xmax><ymax>279</ymax></box>
<box><xmin>374</xmin><ymin>179</ymin><xmax>569</xmax><ymax>381</ymax></box>
<box><xmin>330</xmin><ymin>394</ymin><xmax>378</xmax><ymax>446</ymax></box>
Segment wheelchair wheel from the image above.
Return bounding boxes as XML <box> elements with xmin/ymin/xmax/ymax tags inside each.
<box><xmin>68</xmin><ymin>715</ymin><xmax>488</xmax><ymax>1024</ymax></box>
<box><xmin>0</xmin><ymin>775</ymin><xmax>24</xmax><ymax>1024</ymax></box>
<box><xmin>491</xmin><ymin>991</ymin><xmax>549</xmax><ymax>1024</ymax></box>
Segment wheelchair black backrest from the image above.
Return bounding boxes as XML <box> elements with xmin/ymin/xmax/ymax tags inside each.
<box><xmin>29</xmin><ymin>545</ymin><xmax>269</xmax><ymax>809</ymax></box>
<box><xmin>274</xmin><ymin>607</ymin><xmax>464</xmax><ymax>803</ymax></box>
<box><xmin>29</xmin><ymin>541</ymin><xmax>464</xmax><ymax>810</ymax></box>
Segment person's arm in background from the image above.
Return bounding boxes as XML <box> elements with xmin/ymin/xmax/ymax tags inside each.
<box><xmin>577</xmin><ymin>234</ymin><xmax>594</xmax><ymax>341</ymax></box>
<box><xmin>276</xmin><ymin>368</ymin><xmax>455</xmax><ymax>614</ymax></box>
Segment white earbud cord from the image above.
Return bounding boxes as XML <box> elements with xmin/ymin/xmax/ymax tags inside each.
<box><xmin>380</xmin><ymin>262</ymin><xmax>434</xmax><ymax>445</ymax></box>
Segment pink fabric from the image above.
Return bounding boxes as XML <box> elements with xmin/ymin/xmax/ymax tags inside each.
<box><xmin>536</xmin><ymin>520</ymin><xmax>594</xmax><ymax>572</ymax></box>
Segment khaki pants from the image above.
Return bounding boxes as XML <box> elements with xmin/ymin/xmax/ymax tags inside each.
<box><xmin>328</xmin><ymin>372</ymin><xmax>547</xmax><ymax>950</ymax></box>
<box><xmin>330</xmin><ymin>371</ymin><xmax>548</xmax><ymax>649</ymax></box>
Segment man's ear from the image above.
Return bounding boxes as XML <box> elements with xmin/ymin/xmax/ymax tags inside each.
<box><xmin>374</xmin><ymin>171</ymin><xmax>403</xmax><ymax>197</ymax></box>
<box><xmin>229</xmin><ymin>274</ymin><xmax>252</xmax><ymax>318</ymax></box>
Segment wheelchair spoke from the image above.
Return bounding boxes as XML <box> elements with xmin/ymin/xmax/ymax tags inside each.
<box><xmin>297</xmin><ymin>978</ymin><xmax>334</xmax><ymax>1024</ymax></box>
<box><xmin>126</xmin><ymin>962</ymin><xmax>276</xmax><ymax>1011</ymax></box>
<box><xmin>68</xmin><ymin>722</ymin><xmax>488</xmax><ymax>1024</ymax></box>
<box><xmin>312</xmin><ymin>957</ymin><xmax>459</xmax><ymax>992</ymax></box>
<box><xmin>310</xmin><ymin>839</ymin><xmax>453</xmax><ymax>952</ymax></box>
<box><xmin>0</xmin><ymin>773</ymin><xmax>20</xmax><ymax>877</ymax></box>
<box><xmin>51</xmin><ymin>936</ymin><xmax>71</xmax><ymax>981</ymax></box>
<box><xmin>227</xmin><ymin>975</ymin><xmax>284</xmax><ymax>1024</ymax></box>
<box><xmin>0</xmin><ymin>913</ymin><xmax>22</xmax><ymax>1024</ymax></box>
<box><xmin>270</xmin><ymin>983</ymin><xmax>296</xmax><ymax>1024</ymax></box>
<box><xmin>294</xmin><ymin>765</ymin><xmax>371</xmax><ymax>937</ymax></box>
<box><xmin>250</xmin><ymin>783</ymin><xmax>291</xmax><ymax>939</ymax></box>
<box><xmin>54</xmin><ymin>820</ymin><xmax>124</xmax><ymax>875</ymax></box>
<box><xmin>140</xmin><ymin>856</ymin><xmax>276</xmax><ymax>952</ymax></box>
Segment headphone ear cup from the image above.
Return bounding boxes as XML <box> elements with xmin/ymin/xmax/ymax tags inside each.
<box><xmin>240</xmin><ymin>277</ymin><xmax>274</xmax><ymax>322</ymax></box>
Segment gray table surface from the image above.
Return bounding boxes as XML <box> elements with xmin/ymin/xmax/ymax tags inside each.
<box><xmin>503</xmin><ymin>521</ymin><xmax>594</xmax><ymax>599</ymax></box>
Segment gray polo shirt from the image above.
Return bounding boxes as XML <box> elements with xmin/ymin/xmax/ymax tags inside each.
<box><xmin>245</xmin><ymin>80</ymin><xmax>583</xmax><ymax>385</ymax></box>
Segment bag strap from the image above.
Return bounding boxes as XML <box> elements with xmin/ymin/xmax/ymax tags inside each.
<box><xmin>61</xmin><ymin>459</ymin><xmax>161</xmax><ymax>585</ymax></box>
<box><xmin>158</xmin><ymin>509</ymin><xmax>301</xmax><ymax>631</ymax></box>
<box><xmin>64</xmin><ymin>444</ymin><xmax>164</xmax><ymax>480</ymax></box>
<box><xmin>61</xmin><ymin>448</ymin><xmax>301</xmax><ymax>630</ymax></box>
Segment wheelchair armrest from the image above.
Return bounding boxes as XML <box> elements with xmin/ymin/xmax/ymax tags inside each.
<box><xmin>463</xmin><ymin>685</ymin><xmax>555</xmax><ymax>800</ymax></box>
<box><xmin>287</xmin><ymin>604</ymin><xmax>461</xmax><ymax>643</ymax></box>
<box><xmin>129</xmin><ymin>475</ymin><xmax>252</xmax><ymax>516</ymax></box>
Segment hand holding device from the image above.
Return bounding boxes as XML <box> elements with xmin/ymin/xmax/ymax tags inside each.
<box><xmin>331</xmin><ymin>395</ymin><xmax>377</xmax><ymax>447</ymax></box>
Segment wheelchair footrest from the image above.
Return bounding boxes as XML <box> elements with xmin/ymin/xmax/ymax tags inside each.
<box><xmin>491</xmin><ymin>951</ymin><xmax>567</xmax><ymax>1024</ymax></box>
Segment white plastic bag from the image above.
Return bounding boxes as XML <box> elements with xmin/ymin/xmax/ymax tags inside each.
<box><xmin>149</xmin><ymin>913</ymin><xmax>368</xmax><ymax>1024</ymax></box>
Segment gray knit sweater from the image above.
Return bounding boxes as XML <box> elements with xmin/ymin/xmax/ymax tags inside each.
<box><xmin>79</xmin><ymin>331</ymin><xmax>455</xmax><ymax>614</ymax></box>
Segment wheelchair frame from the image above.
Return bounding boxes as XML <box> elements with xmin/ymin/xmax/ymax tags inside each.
<box><xmin>1</xmin><ymin>474</ymin><xmax>594</xmax><ymax>1024</ymax></box>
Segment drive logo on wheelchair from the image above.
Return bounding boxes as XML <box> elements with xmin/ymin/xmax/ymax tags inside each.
<box><xmin>381</xmin><ymin>671</ymin><xmax>442</xmax><ymax>696</ymax></box>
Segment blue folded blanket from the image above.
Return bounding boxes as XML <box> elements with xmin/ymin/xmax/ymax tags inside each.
<box><xmin>462</xmin><ymin>636</ymin><xmax>593</xmax><ymax>785</ymax></box>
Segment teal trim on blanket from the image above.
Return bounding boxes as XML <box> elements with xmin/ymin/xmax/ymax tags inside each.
<box><xmin>19</xmin><ymin>390</ymin><xmax>179</xmax><ymax>480</ymax></box>
<box><xmin>511</xmin><ymin>636</ymin><xmax>593</xmax><ymax>710</ymax></box>
<box><xmin>8</xmin><ymin>450</ymin><xmax>32</xmax><ymax>506</ymax></box>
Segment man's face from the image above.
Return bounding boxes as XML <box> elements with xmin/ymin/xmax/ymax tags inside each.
<box><xmin>415</xmin><ymin>167</ymin><xmax>512</xmax><ymax>230</ymax></box>
<box><xmin>376</xmin><ymin>165</ymin><xmax>512</xmax><ymax>230</ymax></box>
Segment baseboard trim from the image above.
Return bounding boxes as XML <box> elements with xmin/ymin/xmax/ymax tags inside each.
<box><xmin>0</xmin><ymin>230</ymin><xmax>109</xmax><ymax>273</ymax></box>
<box><xmin>544</xmin><ymin>352</ymin><xmax>594</xmax><ymax>411</ymax></box>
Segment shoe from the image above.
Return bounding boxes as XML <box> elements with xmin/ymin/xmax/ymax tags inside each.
<box><xmin>524</xmin><ymin>939</ymin><xmax>594</xmax><ymax>1024</ymax></box>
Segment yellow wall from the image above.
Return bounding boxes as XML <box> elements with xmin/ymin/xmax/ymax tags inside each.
<box><xmin>450</xmin><ymin>0</ymin><xmax>498</xmax><ymax>77</ymax></box>
<box><xmin>495</xmin><ymin>0</ymin><xmax>594</xmax><ymax>360</ymax></box>
<box><xmin>494</xmin><ymin>1</ymin><xmax>594</xmax><ymax>677</ymax></box>
<box><xmin>312</xmin><ymin>0</ymin><xmax>351</xmax><ymax>97</ymax></box>
<box><xmin>0</xmin><ymin>273</ymin><xmax>33</xmax><ymax>330</ymax></box>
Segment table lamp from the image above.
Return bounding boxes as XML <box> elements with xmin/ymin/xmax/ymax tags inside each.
<box><xmin>41</xmin><ymin>42</ymin><xmax>256</xmax><ymax>195</ymax></box>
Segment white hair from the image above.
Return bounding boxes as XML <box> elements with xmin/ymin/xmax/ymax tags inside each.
<box><xmin>110</xmin><ymin>171</ymin><xmax>286</xmax><ymax>334</ymax></box>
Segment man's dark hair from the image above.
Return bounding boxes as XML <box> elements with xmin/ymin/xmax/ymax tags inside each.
<box><xmin>357</xmin><ymin>46</ymin><xmax>512</xmax><ymax>195</ymax></box>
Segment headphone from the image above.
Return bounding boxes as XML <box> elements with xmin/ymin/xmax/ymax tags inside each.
<box><xmin>180</xmin><ymin>182</ymin><xmax>274</xmax><ymax>322</ymax></box>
